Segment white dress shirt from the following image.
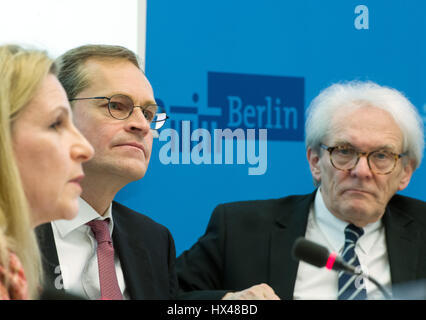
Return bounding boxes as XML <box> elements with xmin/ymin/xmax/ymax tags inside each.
<box><xmin>51</xmin><ymin>197</ymin><xmax>129</xmax><ymax>299</ymax></box>
<box><xmin>293</xmin><ymin>189</ymin><xmax>391</xmax><ymax>300</ymax></box>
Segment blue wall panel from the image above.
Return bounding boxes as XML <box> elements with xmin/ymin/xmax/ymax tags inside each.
<box><xmin>116</xmin><ymin>0</ymin><xmax>426</xmax><ymax>255</ymax></box>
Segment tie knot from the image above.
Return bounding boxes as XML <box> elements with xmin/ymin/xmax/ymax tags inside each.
<box><xmin>344</xmin><ymin>223</ymin><xmax>364</xmax><ymax>243</ymax></box>
<box><xmin>87</xmin><ymin>219</ymin><xmax>112</xmax><ymax>244</ymax></box>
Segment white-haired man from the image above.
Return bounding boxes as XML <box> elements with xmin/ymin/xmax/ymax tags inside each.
<box><xmin>176</xmin><ymin>81</ymin><xmax>426</xmax><ymax>300</ymax></box>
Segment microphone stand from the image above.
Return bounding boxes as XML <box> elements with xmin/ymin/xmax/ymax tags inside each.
<box><xmin>351</xmin><ymin>270</ymin><xmax>392</xmax><ymax>300</ymax></box>
<box><xmin>364</xmin><ymin>274</ymin><xmax>392</xmax><ymax>300</ymax></box>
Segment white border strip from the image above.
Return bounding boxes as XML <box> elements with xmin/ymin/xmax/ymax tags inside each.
<box><xmin>137</xmin><ymin>0</ymin><xmax>147</xmax><ymax>71</ymax></box>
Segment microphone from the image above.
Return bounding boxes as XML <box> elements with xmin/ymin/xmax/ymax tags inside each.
<box><xmin>292</xmin><ymin>237</ymin><xmax>360</xmax><ymax>274</ymax></box>
<box><xmin>292</xmin><ymin>237</ymin><xmax>392</xmax><ymax>299</ymax></box>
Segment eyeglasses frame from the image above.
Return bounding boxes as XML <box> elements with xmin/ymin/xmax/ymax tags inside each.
<box><xmin>319</xmin><ymin>144</ymin><xmax>406</xmax><ymax>175</ymax></box>
<box><xmin>69</xmin><ymin>94</ymin><xmax>169</xmax><ymax>128</ymax></box>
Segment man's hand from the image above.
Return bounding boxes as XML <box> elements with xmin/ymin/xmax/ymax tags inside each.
<box><xmin>221</xmin><ymin>283</ymin><xmax>280</xmax><ymax>300</ymax></box>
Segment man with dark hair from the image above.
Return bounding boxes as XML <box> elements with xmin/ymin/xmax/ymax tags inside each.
<box><xmin>37</xmin><ymin>44</ymin><xmax>175</xmax><ymax>300</ymax></box>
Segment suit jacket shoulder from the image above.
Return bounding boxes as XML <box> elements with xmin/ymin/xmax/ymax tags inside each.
<box><xmin>388</xmin><ymin>194</ymin><xmax>426</xmax><ymax>227</ymax></box>
<box><xmin>212</xmin><ymin>193</ymin><xmax>315</xmax><ymax>226</ymax></box>
<box><xmin>112</xmin><ymin>201</ymin><xmax>174</xmax><ymax>242</ymax></box>
<box><xmin>111</xmin><ymin>201</ymin><xmax>178</xmax><ymax>299</ymax></box>
<box><xmin>384</xmin><ymin>194</ymin><xmax>426</xmax><ymax>286</ymax></box>
<box><xmin>177</xmin><ymin>193</ymin><xmax>315</xmax><ymax>299</ymax></box>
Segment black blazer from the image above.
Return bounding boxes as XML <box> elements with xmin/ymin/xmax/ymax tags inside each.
<box><xmin>36</xmin><ymin>201</ymin><xmax>177</xmax><ymax>300</ymax></box>
<box><xmin>176</xmin><ymin>191</ymin><xmax>426</xmax><ymax>299</ymax></box>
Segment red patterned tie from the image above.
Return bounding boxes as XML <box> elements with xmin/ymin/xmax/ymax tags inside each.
<box><xmin>87</xmin><ymin>219</ymin><xmax>123</xmax><ymax>300</ymax></box>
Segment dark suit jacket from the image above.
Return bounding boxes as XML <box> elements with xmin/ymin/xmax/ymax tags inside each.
<box><xmin>176</xmin><ymin>191</ymin><xmax>426</xmax><ymax>299</ymax></box>
<box><xmin>36</xmin><ymin>201</ymin><xmax>177</xmax><ymax>300</ymax></box>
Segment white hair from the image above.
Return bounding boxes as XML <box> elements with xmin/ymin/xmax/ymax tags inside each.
<box><xmin>305</xmin><ymin>81</ymin><xmax>424</xmax><ymax>170</ymax></box>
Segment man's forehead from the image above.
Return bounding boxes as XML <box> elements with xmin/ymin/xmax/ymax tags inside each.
<box><xmin>327</xmin><ymin>106</ymin><xmax>403</xmax><ymax>148</ymax></box>
<box><xmin>80</xmin><ymin>57</ymin><xmax>152</xmax><ymax>97</ymax></box>
<box><xmin>331</xmin><ymin>106</ymin><xmax>401</xmax><ymax>132</ymax></box>
<box><xmin>83</xmin><ymin>56</ymin><xmax>138</xmax><ymax>68</ymax></box>
<box><xmin>82</xmin><ymin>57</ymin><xmax>142</xmax><ymax>80</ymax></box>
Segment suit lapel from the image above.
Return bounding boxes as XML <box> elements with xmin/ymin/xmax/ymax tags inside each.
<box><xmin>383</xmin><ymin>205</ymin><xmax>423</xmax><ymax>284</ymax></box>
<box><xmin>269</xmin><ymin>191</ymin><xmax>316</xmax><ymax>300</ymax></box>
<box><xmin>112</xmin><ymin>205</ymin><xmax>154</xmax><ymax>299</ymax></box>
<box><xmin>35</xmin><ymin>223</ymin><xmax>63</xmax><ymax>292</ymax></box>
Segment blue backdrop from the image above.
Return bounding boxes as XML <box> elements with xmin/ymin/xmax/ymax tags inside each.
<box><xmin>116</xmin><ymin>0</ymin><xmax>426</xmax><ymax>255</ymax></box>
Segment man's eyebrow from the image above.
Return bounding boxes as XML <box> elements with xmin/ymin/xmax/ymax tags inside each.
<box><xmin>332</xmin><ymin>140</ymin><xmax>352</xmax><ymax>147</ymax></box>
<box><xmin>333</xmin><ymin>141</ymin><xmax>398</xmax><ymax>152</ymax></box>
<box><xmin>375</xmin><ymin>145</ymin><xmax>399</xmax><ymax>152</ymax></box>
<box><xmin>103</xmin><ymin>92</ymin><xmax>158</xmax><ymax>106</ymax></box>
<box><xmin>142</xmin><ymin>100</ymin><xmax>158</xmax><ymax>106</ymax></box>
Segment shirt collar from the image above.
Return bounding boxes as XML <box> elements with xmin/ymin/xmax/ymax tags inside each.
<box><xmin>52</xmin><ymin>197</ymin><xmax>114</xmax><ymax>238</ymax></box>
<box><xmin>314</xmin><ymin>188</ymin><xmax>382</xmax><ymax>255</ymax></box>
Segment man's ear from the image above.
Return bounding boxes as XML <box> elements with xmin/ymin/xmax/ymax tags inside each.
<box><xmin>307</xmin><ymin>147</ymin><xmax>321</xmax><ymax>182</ymax></box>
<box><xmin>398</xmin><ymin>159</ymin><xmax>415</xmax><ymax>191</ymax></box>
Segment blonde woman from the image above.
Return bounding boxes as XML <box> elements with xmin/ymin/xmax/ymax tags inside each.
<box><xmin>0</xmin><ymin>45</ymin><xmax>94</xmax><ymax>299</ymax></box>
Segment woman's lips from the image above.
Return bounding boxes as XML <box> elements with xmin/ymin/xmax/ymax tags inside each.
<box><xmin>69</xmin><ymin>175</ymin><xmax>85</xmax><ymax>189</ymax></box>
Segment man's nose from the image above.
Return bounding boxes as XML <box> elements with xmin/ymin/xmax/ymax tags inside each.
<box><xmin>124</xmin><ymin>107</ymin><xmax>151</xmax><ymax>134</ymax></box>
<box><xmin>350</xmin><ymin>155</ymin><xmax>373</xmax><ymax>178</ymax></box>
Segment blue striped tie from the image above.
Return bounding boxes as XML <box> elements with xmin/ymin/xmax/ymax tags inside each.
<box><xmin>338</xmin><ymin>224</ymin><xmax>367</xmax><ymax>300</ymax></box>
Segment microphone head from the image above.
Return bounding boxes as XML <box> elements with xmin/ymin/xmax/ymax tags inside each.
<box><xmin>292</xmin><ymin>237</ymin><xmax>330</xmax><ymax>268</ymax></box>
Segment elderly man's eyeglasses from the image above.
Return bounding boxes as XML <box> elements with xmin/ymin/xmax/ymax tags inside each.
<box><xmin>320</xmin><ymin>144</ymin><xmax>406</xmax><ymax>175</ymax></box>
<box><xmin>69</xmin><ymin>94</ymin><xmax>168</xmax><ymax>130</ymax></box>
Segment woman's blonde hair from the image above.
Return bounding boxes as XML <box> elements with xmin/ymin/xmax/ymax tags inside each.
<box><xmin>0</xmin><ymin>44</ymin><xmax>57</xmax><ymax>298</ymax></box>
